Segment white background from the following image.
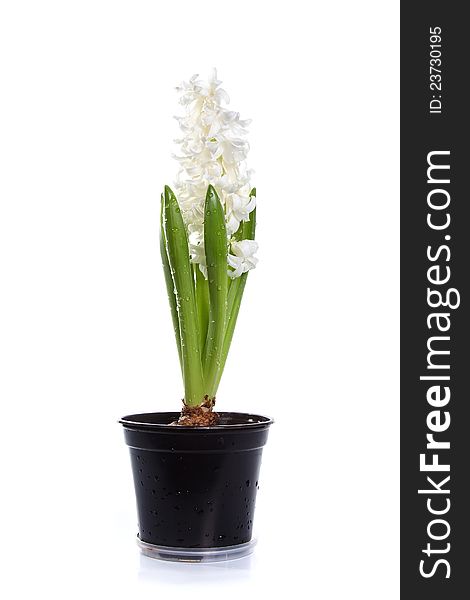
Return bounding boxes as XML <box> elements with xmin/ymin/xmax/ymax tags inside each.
<box><xmin>0</xmin><ymin>1</ymin><xmax>399</xmax><ymax>598</ymax></box>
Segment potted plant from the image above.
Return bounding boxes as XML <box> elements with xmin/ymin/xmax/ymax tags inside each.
<box><xmin>120</xmin><ymin>70</ymin><xmax>273</xmax><ymax>562</ymax></box>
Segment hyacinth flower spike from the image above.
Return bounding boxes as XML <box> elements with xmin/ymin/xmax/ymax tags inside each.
<box><xmin>161</xmin><ymin>70</ymin><xmax>258</xmax><ymax>425</ymax></box>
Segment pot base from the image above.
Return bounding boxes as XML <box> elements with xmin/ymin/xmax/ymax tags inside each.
<box><xmin>137</xmin><ymin>535</ymin><xmax>256</xmax><ymax>563</ymax></box>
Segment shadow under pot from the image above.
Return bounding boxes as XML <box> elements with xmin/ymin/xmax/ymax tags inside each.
<box><xmin>120</xmin><ymin>411</ymin><xmax>273</xmax><ymax>562</ymax></box>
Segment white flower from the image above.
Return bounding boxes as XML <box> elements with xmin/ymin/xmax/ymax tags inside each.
<box><xmin>228</xmin><ymin>240</ymin><xmax>259</xmax><ymax>279</ymax></box>
<box><xmin>173</xmin><ymin>69</ymin><xmax>258</xmax><ymax>277</ymax></box>
<box><xmin>189</xmin><ymin>230</ymin><xmax>207</xmax><ymax>278</ymax></box>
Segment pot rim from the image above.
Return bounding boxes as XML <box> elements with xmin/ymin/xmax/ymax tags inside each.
<box><xmin>119</xmin><ymin>411</ymin><xmax>274</xmax><ymax>432</ymax></box>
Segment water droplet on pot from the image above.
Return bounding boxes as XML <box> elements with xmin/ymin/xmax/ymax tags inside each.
<box><xmin>246</xmin><ymin>480</ymin><xmax>250</xmax><ymax>487</ymax></box>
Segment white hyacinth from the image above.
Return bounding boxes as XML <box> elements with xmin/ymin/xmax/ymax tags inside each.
<box><xmin>173</xmin><ymin>69</ymin><xmax>257</xmax><ymax>279</ymax></box>
<box><xmin>227</xmin><ymin>239</ymin><xmax>259</xmax><ymax>278</ymax></box>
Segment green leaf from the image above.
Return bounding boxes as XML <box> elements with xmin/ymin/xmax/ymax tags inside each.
<box><xmin>160</xmin><ymin>193</ymin><xmax>182</xmax><ymax>372</ymax></box>
<box><xmin>203</xmin><ymin>185</ymin><xmax>228</xmax><ymax>397</ymax></box>
<box><xmin>215</xmin><ymin>190</ymin><xmax>256</xmax><ymax>391</ymax></box>
<box><xmin>163</xmin><ymin>185</ymin><xmax>204</xmax><ymax>406</ymax></box>
<box><xmin>194</xmin><ymin>264</ymin><xmax>209</xmax><ymax>353</ymax></box>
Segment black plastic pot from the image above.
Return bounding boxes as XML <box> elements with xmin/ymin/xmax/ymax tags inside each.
<box><xmin>120</xmin><ymin>412</ymin><xmax>272</xmax><ymax>558</ymax></box>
